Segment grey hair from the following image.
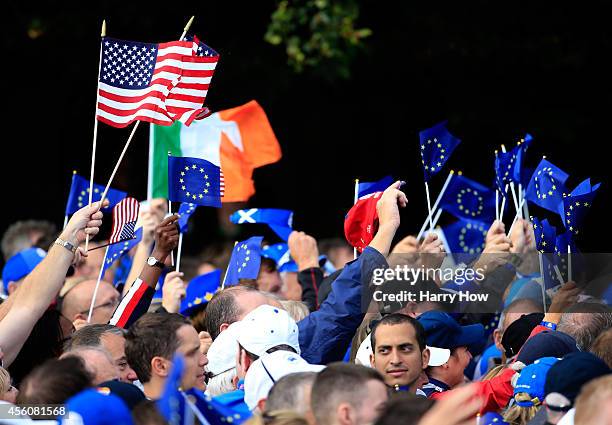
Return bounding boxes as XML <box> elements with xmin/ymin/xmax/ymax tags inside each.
<box><xmin>265</xmin><ymin>372</ymin><xmax>317</xmax><ymax>416</ymax></box>
<box><xmin>205</xmin><ymin>367</ymin><xmax>237</xmax><ymax>397</ymax></box>
<box><xmin>279</xmin><ymin>300</ymin><xmax>310</xmax><ymax>322</ymax></box>
<box><xmin>558</xmin><ymin>304</ymin><xmax>612</xmax><ymax>351</ymax></box>
<box><xmin>64</xmin><ymin>324</ymin><xmax>125</xmax><ymax>352</ymax></box>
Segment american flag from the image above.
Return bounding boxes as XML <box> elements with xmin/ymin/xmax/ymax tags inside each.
<box><xmin>109</xmin><ymin>197</ymin><xmax>140</xmax><ymax>244</ymax></box>
<box><xmin>96</xmin><ymin>36</ymin><xmax>219</xmax><ymax>128</ymax></box>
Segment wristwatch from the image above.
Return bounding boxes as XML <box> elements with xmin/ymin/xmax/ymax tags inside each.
<box><xmin>55</xmin><ymin>238</ymin><xmax>77</xmax><ymax>254</ymax></box>
<box><xmin>147</xmin><ymin>256</ymin><xmax>165</xmax><ymax>270</ymax></box>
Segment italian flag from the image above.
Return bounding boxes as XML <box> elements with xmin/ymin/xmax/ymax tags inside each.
<box><xmin>148</xmin><ymin>100</ymin><xmax>282</xmax><ymax>202</ymax></box>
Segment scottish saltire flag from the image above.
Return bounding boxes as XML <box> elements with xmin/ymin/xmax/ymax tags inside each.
<box><xmin>229</xmin><ymin>208</ymin><xmax>294</xmax><ymax>241</ymax></box>
<box><xmin>168</xmin><ymin>156</ymin><xmax>224</xmax><ymax>207</ymax></box>
<box><xmin>531</xmin><ymin>216</ymin><xmax>557</xmax><ymax>253</ymax></box>
<box><xmin>102</xmin><ymin>227</ymin><xmax>142</xmax><ymax>274</ymax></box>
<box><xmin>97</xmin><ymin>36</ymin><xmax>219</xmax><ymax>128</ymax></box>
<box><xmin>109</xmin><ymin>198</ymin><xmax>140</xmax><ymax>244</ymax></box>
<box><xmin>525</xmin><ymin>158</ymin><xmax>569</xmax><ymax>213</ymax></box>
<box><xmin>443</xmin><ymin>218</ymin><xmax>488</xmax><ymax>256</ymax></box>
<box><xmin>439</xmin><ymin>174</ymin><xmax>496</xmax><ymax>222</ymax></box>
<box><xmin>224</xmin><ymin>236</ymin><xmax>263</xmax><ymax>286</ymax></box>
<box><xmin>419</xmin><ymin>121</ymin><xmax>461</xmax><ymax>182</ymax></box>
<box><xmin>180</xmin><ymin>270</ymin><xmax>221</xmax><ymax>316</ymax></box>
<box><xmin>560</xmin><ymin>178</ymin><xmax>601</xmax><ymax>236</ymax></box>
<box><xmin>65</xmin><ymin>174</ymin><xmax>126</xmax><ymax>215</ymax></box>
<box><xmin>177</xmin><ymin>202</ymin><xmax>197</xmax><ymax>233</ymax></box>
<box><xmin>357</xmin><ymin>176</ymin><xmax>394</xmax><ymax>199</ymax></box>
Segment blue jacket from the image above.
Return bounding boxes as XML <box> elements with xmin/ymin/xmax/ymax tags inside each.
<box><xmin>297</xmin><ymin>246</ymin><xmax>387</xmax><ymax>364</ymax></box>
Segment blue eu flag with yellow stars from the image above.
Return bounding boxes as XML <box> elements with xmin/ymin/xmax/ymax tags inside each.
<box><xmin>560</xmin><ymin>178</ymin><xmax>601</xmax><ymax>236</ymax></box>
<box><xmin>180</xmin><ymin>270</ymin><xmax>221</xmax><ymax>316</ymax></box>
<box><xmin>168</xmin><ymin>156</ymin><xmax>224</xmax><ymax>208</ymax></box>
<box><xmin>102</xmin><ymin>227</ymin><xmax>142</xmax><ymax>275</ymax></box>
<box><xmin>531</xmin><ymin>216</ymin><xmax>557</xmax><ymax>253</ymax></box>
<box><xmin>495</xmin><ymin>148</ymin><xmax>522</xmax><ymax>195</ymax></box>
<box><xmin>225</xmin><ymin>236</ymin><xmax>263</xmax><ymax>286</ymax></box>
<box><xmin>65</xmin><ymin>173</ymin><xmax>127</xmax><ymax>215</ymax></box>
<box><xmin>177</xmin><ymin>203</ymin><xmax>198</xmax><ymax>233</ymax></box>
<box><xmin>443</xmin><ymin>218</ymin><xmax>488</xmax><ymax>261</ymax></box>
<box><xmin>419</xmin><ymin>121</ymin><xmax>461</xmax><ymax>182</ymax></box>
<box><xmin>439</xmin><ymin>173</ymin><xmax>496</xmax><ymax>222</ymax></box>
<box><xmin>524</xmin><ymin>158</ymin><xmax>569</xmax><ymax>213</ymax></box>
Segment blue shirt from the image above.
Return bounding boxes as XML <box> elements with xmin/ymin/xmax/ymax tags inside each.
<box><xmin>421</xmin><ymin>377</ymin><xmax>450</xmax><ymax>398</ymax></box>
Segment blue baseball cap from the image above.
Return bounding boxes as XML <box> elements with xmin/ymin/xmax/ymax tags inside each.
<box><xmin>62</xmin><ymin>389</ymin><xmax>134</xmax><ymax>425</ymax></box>
<box><xmin>513</xmin><ymin>356</ymin><xmax>559</xmax><ymax>407</ymax></box>
<box><xmin>417</xmin><ymin>311</ymin><xmax>484</xmax><ymax>350</ymax></box>
<box><xmin>2</xmin><ymin>247</ymin><xmax>46</xmax><ymax>292</ymax></box>
<box><xmin>545</xmin><ymin>352</ymin><xmax>611</xmax><ymax>404</ymax></box>
<box><xmin>516</xmin><ymin>331</ymin><xmax>579</xmax><ymax>366</ymax></box>
<box><xmin>480</xmin><ymin>412</ymin><xmax>509</xmax><ymax>425</ymax></box>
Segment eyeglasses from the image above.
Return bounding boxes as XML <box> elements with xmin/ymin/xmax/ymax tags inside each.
<box><xmin>78</xmin><ymin>298</ymin><xmax>120</xmax><ymax>316</ymax></box>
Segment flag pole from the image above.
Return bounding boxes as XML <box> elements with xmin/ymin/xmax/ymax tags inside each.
<box><xmin>495</xmin><ymin>189</ymin><xmax>499</xmax><ymax>223</ymax></box>
<box><xmin>424</xmin><ymin>181</ymin><xmax>435</xmax><ymax>233</ymax></box>
<box><xmin>85</xmin><ymin>20</ymin><xmax>106</xmax><ymax>252</ymax></box>
<box><xmin>538</xmin><ymin>251</ymin><xmax>547</xmax><ymax>312</ymax></box>
<box><xmin>507</xmin><ymin>197</ymin><xmax>525</xmax><ymax>237</ymax></box>
<box><xmin>353</xmin><ymin>179</ymin><xmax>359</xmax><ymax>260</ymax></box>
<box><xmin>96</xmin><ymin>16</ymin><xmax>196</xmax><ymax>211</ymax></box>
<box><xmin>431</xmin><ymin>208</ymin><xmax>443</xmax><ymax>229</ymax></box>
<box><xmin>417</xmin><ymin>170</ymin><xmax>454</xmax><ymax>240</ymax></box>
<box><xmin>167</xmin><ymin>151</ymin><xmax>175</xmax><ymax>267</ymax></box>
<box><xmin>501</xmin><ymin>144</ymin><xmax>521</xmax><ymax>217</ymax></box>
<box><xmin>176</xmin><ymin>233</ymin><xmax>184</xmax><ymax>272</ymax></box>
<box><xmin>567</xmin><ymin>245</ymin><xmax>573</xmax><ymax>282</ymax></box>
<box><xmin>221</xmin><ymin>241</ymin><xmax>238</xmax><ymax>290</ymax></box>
<box><xmin>87</xmin><ymin>246</ymin><xmax>110</xmax><ymax>322</ymax></box>
<box><xmin>64</xmin><ymin>170</ymin><xmax>78</xmax><ymax>230</ymax></box>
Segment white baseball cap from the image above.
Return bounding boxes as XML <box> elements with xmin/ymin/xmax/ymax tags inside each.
<box><xmin>235</xmin><ymin>305</ymin><xmax>300</xmax><ymax>356</ymax></box>
<box><xmin>355</xmin><ymin>334</ymin><xmax>373</xmax><ymax>367</ymax></box>
<box><xmin>427</xmin><ymin>346</ymin><xmax>451</xmax><ymax>367</ymax></box>
<box><xmin>244</xmin><ymin>350</ymin><xmax>325</xmax><ymax>411</ymax></box>
<box><xmin>206</xmin><ymin>322</ymin><xmax>241</xmax><ymax>376</ymax></box>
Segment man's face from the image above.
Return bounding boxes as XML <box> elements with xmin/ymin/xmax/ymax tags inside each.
<box><xmin>100</xmin><ymin>333</ymin><xmax>138</xmax><ymax>383</ymax></box>
<box><xmin>257</xmin><ymin>268</ymin><xmax>283</xmax><ymax>294</ymax></box>
<box><xmin>176</xmin><ymin>325</ymin><xmax>208</xmax><ymax>391</ymax></box>
<box><xmin>370</xmin><ymin>323</ymin><xmax>428</xmax><ymax>388</ymax></box>
<box><xmin>88</xmin><ymin>282</ymin><xmax>121</xmax><ymax>324</ymax></box>
<box><xmin>354</xmin><ymin>380</ymin><xmax>388</xmax><ymax>425</ymax></box>
<box><xmin>445</xmin><ymin>346</ymin><xmax>472</xmax><ymax>387</ymax></box>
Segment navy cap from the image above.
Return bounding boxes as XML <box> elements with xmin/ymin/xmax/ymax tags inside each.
<box><xmin>516</xmin><ymin>331</ymin><xmax>579</xmax><ymax>365</ymax></box>
<box><xmin>62</xmin><ymin>389</ymin><xmax>134</xmax><ymax>425</ymax></box>
<box><xmin>417</xmin><ymin>311</ymin><xmax>484</xmax><ymax>350</ymax></box>
<box><xmin>544</xmin><ymin>352</ymin><xmax>611</xmax><ymax>403</ymax></box>
<box><xmin>2</xmin><ymin>247</ymin><xmax>46</xmax><ymax>292</ymax></box>
<box><xmin>501</xmin><ymin>312</ymin><xmax>545</xmax><ymax>358</ymax></box>
<box><xmin>97</xmin><ymin>380</ymin><xmax>146</xmax><ymax>410</ymax></box>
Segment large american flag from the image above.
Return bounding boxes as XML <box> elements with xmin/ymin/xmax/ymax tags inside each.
<box><xmin>109</xmin><ymin>197</ymin><xmax>140</xmax><ymax>244</ymax></box>
<box><xmin>96</xmin><ymin>36</ymin><xmax>219</xmax><ymax>128</ymax></box>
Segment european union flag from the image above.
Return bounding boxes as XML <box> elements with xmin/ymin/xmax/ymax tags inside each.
<box><xmin>531</xmin><ymin>216</ymin><xmax>557</xmax><ymax>253</ymax></box>
<box><xmin>560</xmin><ymin>178</ymin><xmax>601</xmax><ymax>236</ymax></box>
<box><xmin>168</xmin><ymin>156</ymin><xmax>224</xmax><ymax>208</ymax></box>
<box><xmin>229</xmin><ymin>208</ymin><xmax>294</xmax><ymax>241</ymax></box>
<box><xmin>495</xmin><ymin>148</ymin><xmax>522</xmax><ymax>195</ymax></box>
<box><xmin>419</xmin><ymin>121</ymin><xmax>461</xmax><ymax>182</ymax></box>
<box><xmin>357</xmin><ymin>176</ymin><xmax>394</xmax><ymax>199</ymax></box>
<box><xmin>542</xmin><ymin>253</ymin><xmax>563</xmax><ymax>293</ymax></box>
<box><xmin>102</xmin><ymin>227</ymin><xmax>142</xmax><ymax>275</ymax></box>
<box><xmin>524</xmin><ymin>158</ymin><xmax>569</xmax><ymax>213</ymax></box>
<box><xmin>439</xmin><ymin>174</ymin><xmax>496</xmax><ymax>222</ymax></box>
<box><xmin>225</xmin><ymin>236</ymin><xmax>263</xmax><ymax>286</ymax></box>
<box><xmin>180</xmin><ymin>270</ymin><xmax>221</xmax><ymax>316</ymax></box>
<box><xmin>443</xmin><ymin>218</ymin><xmax>488</xmax><ymax>260</ymax></box>
<box><xmin>65</xmin><ymin>173</ymin><xmax>127</xmax><ymax>215</ymax></box>
<box><xmin>177</xmin><ymin>203</ymin><xmax>197</xmax><ymax>233</ymax></box>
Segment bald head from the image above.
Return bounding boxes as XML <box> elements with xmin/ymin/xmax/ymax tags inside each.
<box><xmin>61</xmin><ymin>347</ymin><xmax>119</xmax><ymax>385</ymax></box>
<box><xmin>62</xmin><ymin>279</ymin><xmax>120</xmax><ymax>324</ymax></box>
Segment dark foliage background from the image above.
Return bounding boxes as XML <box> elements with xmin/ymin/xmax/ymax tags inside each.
<box><xmin>2</xmin><ymin>0</ymin><xmax>610</xmax><ymax>259</ymax></box>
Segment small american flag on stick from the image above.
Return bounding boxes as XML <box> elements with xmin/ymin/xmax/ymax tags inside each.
<box><xmin>109</xmin><ymin>197</ymin><xmax>140</xmax><ymax>244</ymax></box>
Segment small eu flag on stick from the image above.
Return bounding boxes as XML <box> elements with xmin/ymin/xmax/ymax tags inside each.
<box><xmin>168</xmin><ymin>156</ymin><xmax>225</xmax><ymax>208</ymax></box>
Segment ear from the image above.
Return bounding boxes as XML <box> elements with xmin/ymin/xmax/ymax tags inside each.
<box><xmin>493</xmin><ymin>329</ymin><xmax>503</xmax><ymax>351</ymax></box>
<box><xmin>256</xmin><ymin>398</ymin><xmax>266</xmax><ymax>412</ymax></box>
<box><xmin>231</xmin><ymin>374</ymin><xmax>240</xmax><ymax>390</ymax></box>
<box><xmin>219</xmin><ymin>323</ymin><xmax>230</xmax><ymax>334</ymax></box>
<box><xmin>151</xmin><ymin>356</ymin><xmax>169</xmax><ymax>378</ymax></box>
<box><xmin>337</xmin><ymin>403</ymin><xmax>353</xmax><ymax>425</ymax></box>
<box><xmin>369</xmin><ymin>352</ymin><xmax>375</xmax><ymax>368</ymax></box>
<box><xmin>7</xmin><ymin>282</ymin><xmax>17</xmax><ymax>295</ymax></box>
<box><xmin>421</xmin><ymin>347</ymin><xmax>430</xmax><ymax>370</ymax></box>
<box><xmin>73</xmin><ymin>312</ymin><xmax>87</xmax><ymax>323</ymax></box>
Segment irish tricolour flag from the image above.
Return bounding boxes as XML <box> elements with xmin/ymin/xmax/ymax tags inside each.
<box><xmin>148</xmin><ymin>100</ymin><xmax>282</xmax><ymax>202</ymax></box>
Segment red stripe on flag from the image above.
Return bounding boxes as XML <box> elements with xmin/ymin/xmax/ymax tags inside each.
<box><xmin>114</xmin><ymin>280</ymin><xmax>149</xmax><ymax>328</ymax></box>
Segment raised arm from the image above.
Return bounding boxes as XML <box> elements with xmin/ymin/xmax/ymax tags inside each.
<box><xmin>0</xmin><ymin>201</ymin><xmax>105</xmax><ymax>366</ymax></box>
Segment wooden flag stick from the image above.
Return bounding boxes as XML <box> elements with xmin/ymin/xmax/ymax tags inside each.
<box><xmin>567</xmin><ymin>245</ymin><xmax>573</xmax><ymax>282</ymax></box>
<box><xmin>417</xmin><ymin>171</ymin><xmax>454</xmax><ymax>240</ymax></box>
<box><xmin>424</xmin><ymin>181</ymin><xmax>435</xmax><ymax>234</ymax></box>
<box><xmin>553</xmin><ymin>264</ymin><xmax>565</xmax><ymax>286</ymax></box>
<box><xmin>538</xmin><ymin>251</ymin><xmax>547</xmax><ymax>312</ymax></box>
<box><xmin>85</xmin><ymin>20</ymin><xmax>107</xmax><ymax>252</ymax></box>
<box><xmin>176</xmin><ymin>233</ymin><xmax>184</xmax><ymax>273</ymax></box>
<box><xmin>495</xmin><ymin>189</ymin><xmax>499</xmax><ymax>222</ymax></box>
<box><xmin>353</xmin><ymin>179</ymin><xmax>359</xmax><ymax>260</ymax></box>
<box><xmin>87</xmin><ymin>246</ymin><xmax>109</xmax><ymax>323</ymax></box>
<box><xmin>507</xmin><ymin>197</ymin><xmax>525</xmax><ymax>237</ymax></box>
<box><xmin>501</xmin><ymin>144</ymin><xmax>521</xmax><ymax>216</ymax></box>
<box><xmin>431</xmin><ymin>208</ymin><xmax>443</xmax><ymax>229</ymax></box>
<box><xmin>221</xmin><ymin>241</ymin><xmax>238</xmax><ymax>290</ymax></box>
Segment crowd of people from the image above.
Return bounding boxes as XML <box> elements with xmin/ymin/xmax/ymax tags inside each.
<box><xmin>0</xmin><ymin>181</ymin><xmax>610</xmax><ymax>425</ymax></box>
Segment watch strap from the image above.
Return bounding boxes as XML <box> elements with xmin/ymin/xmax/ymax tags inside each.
<box><xmin>55</xmin><ymin>238</ymin><xmax>77</xmax><ymax>254</ymax></box>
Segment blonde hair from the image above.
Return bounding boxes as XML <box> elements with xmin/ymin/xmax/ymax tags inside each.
<box><xmin>279</xmin><ymin>300</ymin><xmax>310</xmax><ymax>322</ymax></box>
<box><xmin>481</xmin><ymin>364</ymin><xmax>507</xmax><ymax>381</ymax></box>
<box><xmin>574</xmin><ymin>375</ymin><xmax>612</xmax><ymax>425</ymax></box>
<box><xmin>244</xmin><ymin>410</ymin><xmax>308</xmax><ymax>425</ymax></box>
<box><xmin>503</xmin><ymin>393</ymin><xmax>540</xmax><ymax>425</ymax></box>
<box><xmin>0</xmin><ymin>367</ymin><xmax>11</xmax><ymax>394</ymax></box>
